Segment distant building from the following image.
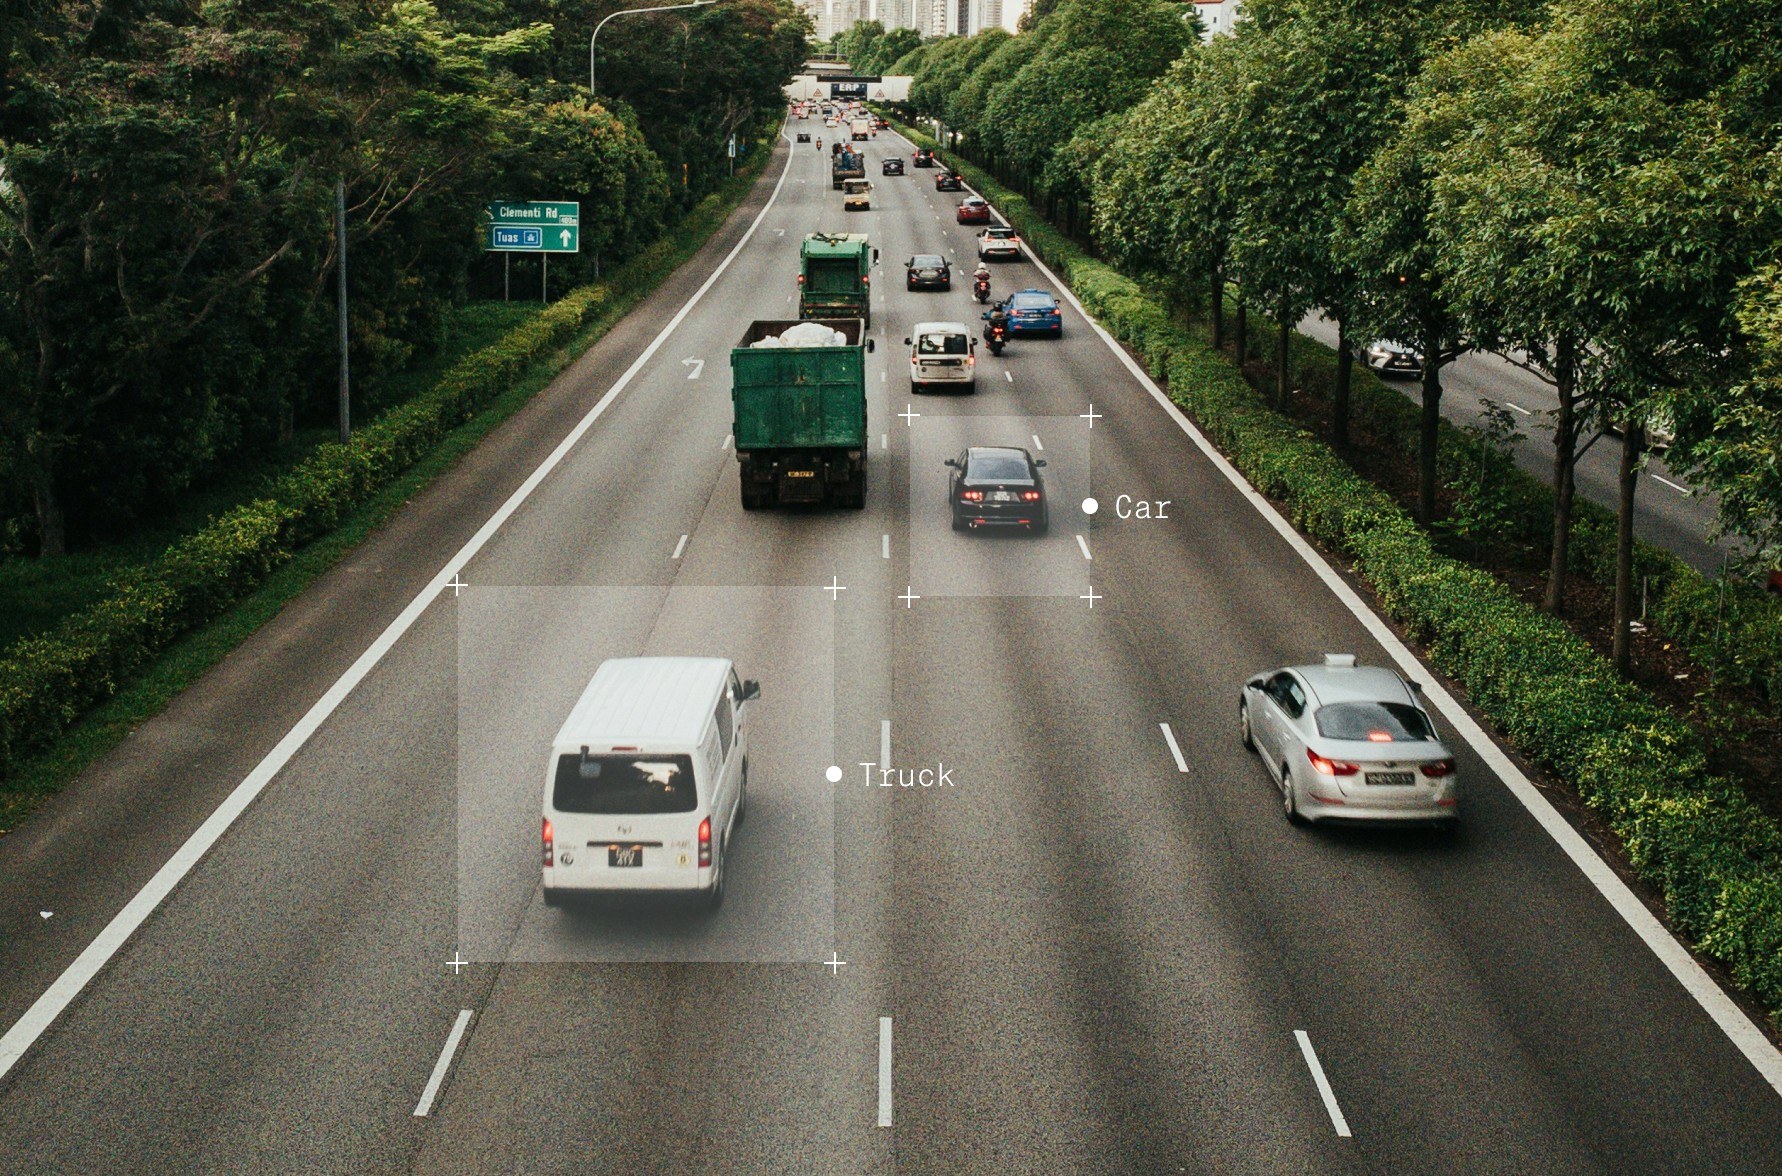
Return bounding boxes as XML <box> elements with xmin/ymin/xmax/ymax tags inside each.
<box><xmin>1193</xmin><ymin>0</ymin><xmax>1243</xmax><ymax>38</ymax></box>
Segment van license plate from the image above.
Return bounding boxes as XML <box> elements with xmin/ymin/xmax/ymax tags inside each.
<box><xmin>608</xmin><ymin>845</ymin><xmax>644</xmax><ymax>867</ymax></box>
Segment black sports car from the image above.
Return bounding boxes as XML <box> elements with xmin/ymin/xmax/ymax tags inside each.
<box><xmin>883</xmin><ymin>157</ymin><xmax>904</xmax><ymax>175</ymax></box>
<box><xmin>946</xmin><ymin>446</ymin><xmax>1049</xmax><ymax>534</ymax></box>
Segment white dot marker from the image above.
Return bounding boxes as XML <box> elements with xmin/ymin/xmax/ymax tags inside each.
<box><xmin>825</xmin><ymin>765</ymin><xmax>844</xmax><ymax>783</ymax></box>
<box><xmin>1082</xmin><ymin>497</ymin><xmax>1099</xmax><ymax>516</ymax></box>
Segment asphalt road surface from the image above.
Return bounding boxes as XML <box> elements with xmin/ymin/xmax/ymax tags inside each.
<box><xmin>1297</xmin><ymin>315</ymin><xmax>1732</xmax><ymax>574</ymax></box>
<box><xmin>2</xmin><ymin>122</ymin><xmax>1781</xmax><ymax>1174</ymax></box>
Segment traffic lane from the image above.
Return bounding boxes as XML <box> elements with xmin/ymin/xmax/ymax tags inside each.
<box><xmin>1085</xmin><ymin>357</ymin><xmax>1782</xmax><ymax>1169</ymax></box>
<box><xmin>415</xmin><ymin>965</ymin><xmax>882</xmax><ymax>1175</ymax></box>
<box><xmin>0</xmin><ymin>129</ymin><xmax>802</xmax><ymax>1045</ymax></box>
<box><xmin>889</xmin><ymin>598</ymin><xmax>1349</xmax><ymax>1173</ymax></box>
<box><xmin>1298</xmin><ymin>314</ymin><xmax>1727</xmax><ymax>572</ymax></box>
<box><xmin>0</xmin><ymin>614</ymin><xmax>465</xmax><ymax>1174</ymax></box>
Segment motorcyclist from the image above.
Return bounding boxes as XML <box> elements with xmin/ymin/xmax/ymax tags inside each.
<box><xmin>815</xmin><ymin>137</ymin><xmax>822</xmax><ymax>150</ymax></box>
<box><xmin>984</xmin><ymin>298</ymin><xmax>1010</xmax><ymax>345</ymax></box>
<box><xmin>972</xmin><ymin>262</ymin><xmax>992</xmax><ymax>302</ymax></box>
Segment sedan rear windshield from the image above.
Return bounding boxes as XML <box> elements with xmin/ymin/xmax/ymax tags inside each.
<box><xmin>1313</xmin><ymin>702</ymin><xmax>1433</xmax><ymax>742</ymax></box>
<box><xmin>911</xmin><ymin>256</ymin><xmax>944</xmax><ymax>268</ymax></box>
<box><xmin>553</xmin><ymin>753</ymin><xmax>697</xmax><ymax>814</ymax></box>
<box><xmin>1010</xmin><ymin>293</ymin><xmax>1053</xmax><ymax>309</ymax></box>
<box><xmin>967</xmin><ymin>454</ymin><xmax>1032</xmax><ymax>481</ymax></box>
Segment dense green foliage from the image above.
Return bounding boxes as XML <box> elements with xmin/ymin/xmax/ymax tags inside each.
<box><xmin>0</xmin><ymin>0</ymin><xmax>809</xmax><ymax>558</ymax></box>
<box><xmin>903</xmin><ymin>120</ymin><xmax>1782</xmax><ymax>1015</ymax></box>
<box><xmin>0</xmin><ymin>160</ymin><xmax>773</xmax><ymax>788</ymax></box>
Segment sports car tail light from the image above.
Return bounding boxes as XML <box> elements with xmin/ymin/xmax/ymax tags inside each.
<box><xmin>542</xmin><ymin>818</ymin><xmax>555</xmax><ymax>867</ymax></box>
<box><xmin>1420</xmin><ymin>759</ymin><xmax>1456</xmax><ymax>778</ymax></box>
<box><xmin>961</xmin><ymin>490</ymin><xmax>984</xmax><ymax>502</ymax></box>
<box><xmin>1307</xmin><ymin>749</ymin><xmax>1359</xmax><ymax>776</ymax></box>
<box><xmin>698</xmin><ymin>816</ymin><xmax>713</xmax><ymax>867</ymax></box>
<box><xmin>1021</xmin><ymin>491</ymin><xmax>1041</xmax><ymax>501</ymax></box>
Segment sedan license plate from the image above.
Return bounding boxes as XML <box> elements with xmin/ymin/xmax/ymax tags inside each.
<box><xmin>1366</xmin><ymin>771</ymin><xmax>1415</xmax><ymax>787</ymax></box>
<box><xmin>608</xmin><ymin>844</ymin><xmax>645</xmax><ymax>867</ymax></box>
<box><xmin>990</xmin><ymin>491</ymin><xmax>1018</xmax><ymax>502</ymax></box>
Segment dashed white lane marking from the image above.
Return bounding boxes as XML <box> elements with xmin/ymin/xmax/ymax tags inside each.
<box><xmin>881</xmin><ymin>370</ymin><xmax>887</xmax><ymax>382</ymax></box>
<box><xmin>1159</xmin><ymin>723</ymin><xmax>1189</xmax><ymax>774</ymax></box>
<box><xmin>1076</xmin><ymin>534</ymin><xmax>1092</xmax><ymax>561</ymax></box>
<box><xmin>1502</xmin><ymin>400</ymin><xmax>1532</xmax><ymax>416</ymax></box>
<box><xmin>881</xmin><ymin>719</ymin><xmax>891</xmax><ymax>769</ymax></box>
<box><xmin>1295</xmin><ymin>1030</ymin><xmax>1352</xmax><ymax>1137</ymax></box>
<box><xmin>722</xmin><ymin>434</ymin><xmax>733</xmax><ymax>451</ymax></box>
<box><xmin>672</xmin><ymin>534</ymin><xmax>688</xmax><ymax>560</ymax></box>
<box><xmin>1005</xmin><ymin>370</ymin><xmax>1013</xmax><ymax>383</ymax></box>
<box><xmin>1652</xmin><ymin>474</ymin><xmax>1692</xmax><ymax>495</ymax></box>
<box><xmin>1031</xmin><ymin>434</ymin><xmax>1043</xmax><ymax>450</ymax></box>
<box><xmin>414</xmin><ymin>1010</ymin><xmax>475</xmax><ymax>1117</ymax></box>
<box><xmin>882</xmin><ymin>534</ymin><xmax>890</xmax><ymax>559</ymax></box>
<box><xmin>881</xmin><ymin>433</ymin><xmax>888</xmax><ymax>450</ymax></box>
<box><xmin>878</xmin><ymin>1017</ymin><xmax>893</xmax><ymax>1127</ymax></box>
<box><xmin>0</xmin><ymin>112</ymin><xmax>805</xmax><ymax>1087</ymax></box>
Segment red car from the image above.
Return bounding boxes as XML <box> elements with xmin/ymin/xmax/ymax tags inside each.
<box><xmin>956</xmin><ymin>197</ymin><xmax>991</xmax><ymax>224</ymax></box>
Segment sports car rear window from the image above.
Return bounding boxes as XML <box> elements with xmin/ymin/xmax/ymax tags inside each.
<box><xmin>553</xmin><ymin>753</ymin><xmax>697</xmax><ymax>814</ymax></box>
<box><xmin>967</xmin><ymin>454</ymin><xmax>1031</xmax><ymax>481</ymax></box>
<box><xmin>1313</xmin><ymin>702</ymin><xmax>1433</xmax><ymax>742</ymax></box>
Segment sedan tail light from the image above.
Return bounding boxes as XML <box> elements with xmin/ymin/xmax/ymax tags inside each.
<box><xmin>1420</xmin><ymin>759</ymin><xmax>1456</xmax><ymax>778</ymax></box>
<box><xmin>1307</xmin><ymin>748</ymin><xmax>1360</xmax><ymax>776</ymax></box>
<box><xmin>698</xmin><ymin>816</ymin><xmax>713</xmax><ymax>867</ymax></box>
<box><xmin>961</xmin><ymin>490</ymin><xmax>984</xmax><ymax>502</ymax></box>
<box><xmin>1021</xmin><ymin>491</ymin><xmax>1041</xmax><ymax>501</ymax></box>
<box><xmin>542</xmin><ymin>817</ymin><xmax>555</xmax><ymax>867</ymax></box>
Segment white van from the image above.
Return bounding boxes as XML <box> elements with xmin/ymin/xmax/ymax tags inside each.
<box><xmin>541</xmin><ymin>657</ymin><xmax>759</xmax><ymax>910</ymax></box>
<box><xmin>905</xmin><ymin>321</ymin><xmax>976</xmax><ymax>392</ymax></box>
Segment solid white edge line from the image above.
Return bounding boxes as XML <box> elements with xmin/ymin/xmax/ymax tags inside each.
<box><xmin>877</xmin><ymin>1016</ymin><xmax>893</xmax><ymax>1127</ymax></box>
<box><xmin>1013</xmin><ymin>212</ymin><xmax>1782</xmax><ymax>1099</ymax></box>
<box><xmin>1075</xmin><ymin>534</ymin><xmax>1092</xmax><ymax>561</ymax></box>
<box><xmin>0</xmin><ymin>128</ymin><xmax>802</xmax><ymax>1085</ymax></box>
<box><xmin>1294</xmin><ymin>1030</ymin><xmax>1352</xmax><ymax>1138</ymax></box>
<box><xmin>881</xmin><ymin>432</ymin><xmax>888</xmax><ymax>450</ymax></box>
<box><xmin>413</xmin><ymin>1009</ymin><xmax>475</xmax><ymax>1117</ymax></box>
<box><xmin>880</xmin><ymin>719</ymin><xmax>891</xmax><ymax>769</ymax></box>
<box><xmin>1503</xmin><ymin>401</ymin><xmax>1533</xmax><ymax>416</ymax></box>
<box><xmin>672</xmin><ymin>534</ymin><xmax>688</xmax><ymax>560</ymax></box>
<box><xmin>1159</xmin><ymin>723</ymin><xmax>1189</xmax><ymax>774</ymax></box>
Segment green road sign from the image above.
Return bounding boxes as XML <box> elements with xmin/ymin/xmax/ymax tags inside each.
<box><xmin>483</xmin><ymin>201</ymin><xmax>580</xmax><ymax>252</ymax></box>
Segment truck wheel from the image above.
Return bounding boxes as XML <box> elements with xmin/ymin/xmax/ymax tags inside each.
<box><xmin>847</xmin><ymin>473</ymin><xmax>867</xmax><ymax>509</ymax></box>
<box><xmin>741</xmin><ymin>486</ymin><xmax>759</xmax><ymax>511</ymax></box>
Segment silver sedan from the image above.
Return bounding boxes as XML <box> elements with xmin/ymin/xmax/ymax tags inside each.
<box><xmin>1239</xmin><ymin>654</ymin><xmax>1458</xmax><ymax>826</ymax></box>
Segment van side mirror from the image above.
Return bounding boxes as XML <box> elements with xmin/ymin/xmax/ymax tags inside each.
<box><xmin>903</xmin><ymin>337</ymin><xmax>912</xmax><ymax>346</ymax></box>
<box><xmin>740</xmin><ymin>679</ymin><xmax>761</xmax><ymax>701</ymax></box>
<box><xmin>1034</xmin><ymin>459</ymin><xmax>1047</xmax><ymax>467</ymax></box>
<box><xmin>866</xmin><ymin>338</ymin><xmax>875</xmax><ymax>353</ymax></box>
<box><xmin>872</xmin><ymin>248</ymin><xmax>880</xmax><ymax>264</ymax></box>
<box><xmin>943</xmin><ymin>458</ymin><xmax>958</xmax><ymax>468</ymax></box>
<box><xmin>1408</xmin><ymin>680</ymin><xmax>1423</xmax><ymax>693</ymax></box>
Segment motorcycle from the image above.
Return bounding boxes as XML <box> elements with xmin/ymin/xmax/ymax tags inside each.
<box><xmin>983</xmin><ymin>314</ymin><xmax>1009</xmax><ymax>357</ymax></box>
<box><xmin>973</xmin><ymin>275</ymin><xmax>991</xmax><ymax>304</ymax></box>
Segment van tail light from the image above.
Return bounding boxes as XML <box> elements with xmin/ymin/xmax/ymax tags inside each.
<box><xmin>1307</xmin><ymin>749</ymin><xmax>1359</xmax><ymax>776</ymax></box>
<box><xmin>698</xmin><ymin>816</ymin><xmax>712</xmax><ymax>867</ymax></box>
<box><xmin>542</xmin><ymin>817</ymin><xmax>555</xmax><ymax>867</ymax></box>
<box><xmin>1421</xmin><ymin>759</ymin><xmax>1456</xmax><ymax>778</ymax></box>
<box><xmin>967</xmin><ymin>354</ymin><xmax>975</xmax><ymax>366</ymax></box>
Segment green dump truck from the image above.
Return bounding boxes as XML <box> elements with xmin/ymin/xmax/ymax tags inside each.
<box><xmin>732</xmin><ymin>319</ymin><xmax>872</xmax><ymax>510</ymax></box>
<box><xmin>798</xmin><ymin>233</ymin><xmax>876</xmax><ymax>326</ymax></box>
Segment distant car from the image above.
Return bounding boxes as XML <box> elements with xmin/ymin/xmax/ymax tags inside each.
<box><xmin>882</xmin><ymin>157</ymin><xmax>904</xmax><ymax>176</ymax></box>
<box><xmin>906</xmin><ymin>254</ymin><xmax>951</xmax><ymax>291</ymax></box>
<box><xmin>935</xmin><ymin>171</ymin><xmax>963</xmax><ymax>192</ymax></box>
<box><xmin>956</xmin><ymin>197</ymin><xmax>991</xmax><ymax>224</ymax></box>
<box><xmin>874</xmin><ymin>117</ymin><xmax>889</xmax><ymax>129</ymax></box>
<box><xmin>976</xmin><ymin>225</ymin><xmax>1022</xmax><ymax>261</ymax></box>
<box><xmin>1361</xmin><ymin>340</ymin><xmax>1423</xmax><ymax>380</ymax></box>
<box><xmin>912</xmin><ymin>149</ymin><xmax>936</xmax><ymax>168</ymax></box>
<box><xmin>795</xmin><ymin>132</ymin><xmax>811</xmax><ymax>143</ymax></box>
<box><xmin>905</xmin><ymin>321</ymin><xmax>976</xmax><ymax>393</ymax></box>
<box><xmin>1239</xmin><ymin>654</ymin><xmax>1458</xmax><ymax>826</ymax></box>
<box><xmin>1004</xmin><ymin>289</ymin><xmax>1062</xmax><ymax>337</ymax></box>
<box><xmin>946</xmin><ymin>446</ymin><xmax>1049</xmax><ymax>534</ymax></box>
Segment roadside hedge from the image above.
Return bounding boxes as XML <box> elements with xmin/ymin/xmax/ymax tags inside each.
<box><xmin>0</xmin><ymin>166</ymin><xmax>764</xmax><ymax>785</ymax></box>
<box><xmin>898</xmin><ymin>119</ymin><xmax>1782</xmax><ymax>1015</ymax></box>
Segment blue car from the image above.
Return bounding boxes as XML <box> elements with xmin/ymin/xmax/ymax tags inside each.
<box><xmin>1004</xmin><ymin>289</ymin><xmax>1063</xmax><ymax>337</ymax></box>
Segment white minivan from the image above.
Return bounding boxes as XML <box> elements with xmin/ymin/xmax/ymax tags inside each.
<box><xmin>905</xmin><ymin>321</ymin><xmax>976</xmax><ymax>392</ymax></box>
<box><xmin>541</xmin><ymin>657</ymin><xmax>758</xmax><ymax>910</ymax></box>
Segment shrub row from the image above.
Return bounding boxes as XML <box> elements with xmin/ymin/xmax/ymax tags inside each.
<box><xmin>0</xmin><ymin>168</ymin><xmax>764</xmax><ymax>785</ymax></box>
<box><xmin>901</xmin><ymin>120</ymin><xmax>1782</xmax><ymax>1014</ymax></box>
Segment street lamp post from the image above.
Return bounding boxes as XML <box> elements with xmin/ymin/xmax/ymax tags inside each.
<box><xmin>590</xmin><ymin>1</ymin><xmax>717</xmax><ymax>98</ymax></box>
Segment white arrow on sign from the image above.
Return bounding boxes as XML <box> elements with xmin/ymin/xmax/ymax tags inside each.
<box><xmin>683</xmin><ymin>359</ymin><xmax>705</xmax><ymax>380</ymax></box>
<box><xmin>559</xmin><ymin>229</ymin><xmax>572</xmax><ymax>248</ymax></box>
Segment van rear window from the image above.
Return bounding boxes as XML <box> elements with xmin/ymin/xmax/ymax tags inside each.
<box><xmin>553</xmin><ymin>753</ymin><xmax>696</xmax><ymax>814</ymax></box>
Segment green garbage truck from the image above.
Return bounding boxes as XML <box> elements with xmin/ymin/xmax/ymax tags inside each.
<box><xmin>732</xmin><ymin>319</ymin><xmax>873</xmax><ymax>510</ymax></box>
<box><xmin>798</xmin><ymin>233</ymin><xmax>877</xmax><ymax>326</ymax></box>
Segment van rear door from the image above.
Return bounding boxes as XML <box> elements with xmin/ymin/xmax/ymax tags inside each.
<box><xmin>546</xmin><ymin>750</ymin><xmax>705</xmax><ymax>890</ymax></box>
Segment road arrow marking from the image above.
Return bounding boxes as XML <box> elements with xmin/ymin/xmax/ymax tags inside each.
<box><xmin>683</xmin><ymin>358</ymin><xmax>704</xmax><ymax>380</ymax></box>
